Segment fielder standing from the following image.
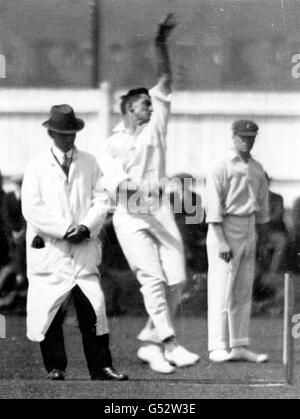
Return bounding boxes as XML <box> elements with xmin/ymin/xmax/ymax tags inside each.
<box><xmin>98</xmin><ymin>14</ymin><xmax>199</xmax><ymax>374</ymax></box>
<box><xmin>206</xmin><ymin>120</ymin><xmax>270</xmax><ymax>363</ymax></box>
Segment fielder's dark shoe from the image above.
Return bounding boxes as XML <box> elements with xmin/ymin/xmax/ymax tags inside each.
<box><xmin>91</xmin><ymin>367</ymin><xmax>128</xmax><ymax>381</ymax></box>
<box><xmin>46</xmin><ymin>369</ymin><xmax>65</xmax><ymax>381</ymax></box>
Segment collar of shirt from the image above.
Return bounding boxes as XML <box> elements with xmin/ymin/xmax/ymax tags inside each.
<box><xmin>228</xmin><ymin>148</ymin><xmax>253</xmax><ymax>163</ymax></box>
<box><xmin>52</xmin><ymin>145</ymin><xmax>75</xmax><ymax>165</ymax></box>
<box><xmin>113</xmin><ymin>121</ymin><xmax>125</xmax><ymax>133</ymax></box>
<box><xmin>113</xmin><ymin>120</ymin><xmax>144</xmax><ymax>136</ymax></box>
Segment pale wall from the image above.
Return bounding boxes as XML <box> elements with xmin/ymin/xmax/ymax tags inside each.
<box><xmin>1</xmin><ymin>87</ymin><xmax>300</xmax><ymax>207</ymax></box>
<box><xmin>0</xmin><ymin>85</ymin><xmax>111</xmax><ymax>175</ymax></box>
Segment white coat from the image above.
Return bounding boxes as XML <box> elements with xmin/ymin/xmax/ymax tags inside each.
<box><xmin>22</xmin><ymin>147</ymin><xmax>110</xmax><ymax>342</ymax></box>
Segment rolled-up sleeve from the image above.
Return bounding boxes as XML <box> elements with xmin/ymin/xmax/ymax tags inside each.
<box><xmin>205</xmin><ymin>165</ymin><xmax>225</xmax><ymax>224</ymax></box>
<box><xmin>256</xmin><ymin>175</ymin><xmax>270</xmax><ymax>225</ymax></box>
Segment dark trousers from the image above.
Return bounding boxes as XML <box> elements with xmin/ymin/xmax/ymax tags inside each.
<box><xmin>40</xmin><ymin>285</ymin><xmax>112</xmax><ymax>378</ymax></box>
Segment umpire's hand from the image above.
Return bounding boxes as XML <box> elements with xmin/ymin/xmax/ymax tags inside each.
<box><xmin>64</xmin><ymin>225</ymin><xmax>90</xmax><ymax>244</ymax></box>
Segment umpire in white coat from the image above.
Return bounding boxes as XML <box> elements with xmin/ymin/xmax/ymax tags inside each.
<box><xmin>22</xmin><ymin>104</ymin><xmax>128</xmax><ymax>381</ymax></box>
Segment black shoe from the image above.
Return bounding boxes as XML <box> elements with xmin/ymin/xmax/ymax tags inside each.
<box><xmin>46</xmin><ymin>369</ymin><xmax>65</xmax><ymax>381</ymax></box>
<box><xmin>91</xmin><ymin>367</ymin><xmax>128</xmax><ymax>381</ymax></box>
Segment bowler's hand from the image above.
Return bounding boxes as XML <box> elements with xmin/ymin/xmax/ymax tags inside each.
<box><xmin>156</xmin><ymin>13</ymin><xmax>177</xmax><ymax>42</ymax></box>
<box><xmin>219</xmin><ymin>242</ymin><xmax>233</xmax><ymax>263</ymax></box>
<box><xmin>64</xmin><ymin>225</ymin><xmax>90</xmax><ymax>244</ymax></box>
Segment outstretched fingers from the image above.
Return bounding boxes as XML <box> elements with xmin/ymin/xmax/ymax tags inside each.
<box><xmin>160</xmin><ymin>13</ymin><xmax>177</xmax><ymax>31</ymax></box>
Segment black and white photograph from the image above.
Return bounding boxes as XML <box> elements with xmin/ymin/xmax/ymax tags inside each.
<box><xmin>0</xmin><ymin>0</ymin><xmax>300</xmax><ymax>401</ymax></box>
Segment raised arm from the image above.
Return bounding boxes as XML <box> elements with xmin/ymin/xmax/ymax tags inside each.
<box><xmin>155</xmin><ymin>13</ymin><xmax>177</xmax><ymax>96</ymax></box>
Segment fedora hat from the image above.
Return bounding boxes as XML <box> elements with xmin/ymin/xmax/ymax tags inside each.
<box><xmin>42</xmin><ymin>104</ymin><xmax>85</xmax><ymax>134</ymax></box>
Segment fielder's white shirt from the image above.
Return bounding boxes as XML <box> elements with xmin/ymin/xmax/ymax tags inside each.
<box><xmin>206</xmin><ymin>149</ymin><xmax>269</xmax><ymax>224</ymax></box>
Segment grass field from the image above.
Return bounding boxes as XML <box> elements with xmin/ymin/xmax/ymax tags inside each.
<box><xmin>0</xmin><ymin>314</ymin><xmax>299</xmax><ymax>399</ymax></box>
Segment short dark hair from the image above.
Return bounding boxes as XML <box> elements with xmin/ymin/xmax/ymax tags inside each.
<box><xmin>120</xmin><ymin>87</ymin><xmax>149</xmax><ymax>115</ymax></box>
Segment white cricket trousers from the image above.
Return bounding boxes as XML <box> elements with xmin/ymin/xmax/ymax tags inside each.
<box><xmin>113</xmin><ymin>204</ymin><xmax>186</xmax><ymax>343</ymax></box>
<box><xmin>207</xmin><ymin>214</ymin><xmax>256</xmax><ymax>352</ymax></box>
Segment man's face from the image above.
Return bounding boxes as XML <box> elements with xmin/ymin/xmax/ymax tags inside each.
<box><xmin>130</xmin><ymin>94</ymin><xmax>153</xmax><ymax>125</ymax></box>
<box><xmin>51</xmin><ymin>132</ymin><xmax>76</xmax><ymax>153</ymax></box>
<box><xmin>233</xmin><ymin>134</ymin><xmax>256</xmax><ymax>155</ymax></box>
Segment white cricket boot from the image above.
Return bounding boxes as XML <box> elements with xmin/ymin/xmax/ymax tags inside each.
<box><xmin>164</xmin><ymin>346</ymin><xmax>200</xmax><ymax>368</ymax></box>
<box><xmin>137</xmin><ymin>344</ymin><xmax>175</xmax><ymax>374</ymax></box>
<box><xmin>209</xmin><ymin>349</ymin><xmax>231</xmax><ymax>363</ymax></box>
<box><xmin>229</xmin><ymin>347</ymin><xmax>269</xmax><ymax>363</ymax></box>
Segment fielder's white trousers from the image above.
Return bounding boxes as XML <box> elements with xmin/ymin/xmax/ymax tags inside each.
<box><xmin>207</xmin><ymin>215</ymin><xmax>256</xmax><ymax>352</ymax></box>
<box><xmin>113</xmin><ymin>204</ymin><xmax>186</xmax><ymax>343</ymax></box>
